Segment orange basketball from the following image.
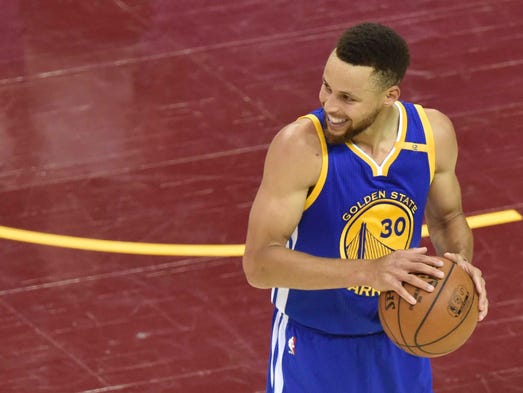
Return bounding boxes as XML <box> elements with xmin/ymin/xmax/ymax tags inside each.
<box><xmin>378</xmin><ymin>256</ymin><xmax>478</xmax><ymax>358</ymax></box>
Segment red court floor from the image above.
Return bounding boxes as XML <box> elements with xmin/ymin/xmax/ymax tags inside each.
<box><xmin>0</xmin><ymin>1</ymin><xmax>522</xmax><ymax>392</ymax></box>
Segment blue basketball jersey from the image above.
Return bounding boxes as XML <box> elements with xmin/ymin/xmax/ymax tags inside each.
<box><xmin>271</xmin><ymin>101</ymin><xmax>436</xmax><ymax>335</ymax></box>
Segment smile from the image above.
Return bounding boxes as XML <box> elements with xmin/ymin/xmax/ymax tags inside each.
<box><xmin>327</xmin><ymin>115</ymin><xmax>348</xmax><ymax>126</ymax></box>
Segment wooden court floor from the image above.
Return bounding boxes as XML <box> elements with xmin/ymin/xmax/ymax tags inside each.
<box><xmin>0</xmin><ymin>1</ymin><xmax>522</xmax><ymax>392</ymax></box>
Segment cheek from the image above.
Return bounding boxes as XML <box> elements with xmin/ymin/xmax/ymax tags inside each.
<box><xmin>318</xmin><ymin>89</ymin><xmax>326</xmax><ymax>105</ymax></box>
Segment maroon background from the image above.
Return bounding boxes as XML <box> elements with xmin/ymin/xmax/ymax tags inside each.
<box><xmin>0</xmin><ymin>1</ymin><xmax>521</xmax><ymax>392</ymax></box>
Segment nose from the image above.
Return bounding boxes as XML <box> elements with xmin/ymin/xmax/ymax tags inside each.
<box><xmin>322</xmin><ymin>92</ymin><xmax>340</xmax><ymax>114</ymax></box>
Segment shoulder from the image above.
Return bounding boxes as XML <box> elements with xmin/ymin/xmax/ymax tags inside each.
<box><xmin>424</xmin><ymin>108</ymin><xmax>458</xmax><ymax>171</ymax></box>
<box><xmin>270</xmin><ymin>116</ymin><xmax>323</xmax><ymax>157</ymax></box>
<box><xmin>424</xmin><ymin>108</ymin><xmax>454</xmax><ymax>135</ymax></box>
<box><xmin>263</xmin><ymin>116</ymin><xmax>324</xmax><ymax>188</ymax></box>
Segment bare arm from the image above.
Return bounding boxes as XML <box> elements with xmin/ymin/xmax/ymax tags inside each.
<box><xmin>425</xmin><ymin>110</ymin><xmax>473</xmax><ymax>259</ymax></box>
<box><xmin>243</xmin><ymin>120</ymin><xmax>362</xmax><ymax>289</ymax></box>
<box><xmin>243</xmin><ymin>119</ymin><xmax>444</xmax><ymax>304</ymax></box>
<box><xmin>424</xmin><ymin>109</ymin><xmax>488</xmax><ymax>320</ymax></box>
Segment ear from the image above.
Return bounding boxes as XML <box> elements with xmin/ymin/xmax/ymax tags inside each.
<box><xmin>384</xmin><ymin>85</ymin><xmax>401</xmax><ymax>106</ymax></box>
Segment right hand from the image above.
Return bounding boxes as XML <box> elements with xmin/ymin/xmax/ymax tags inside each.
<box><xmin>370</xmin><ymin>247</ymin><xmax>445</xmax><ymax>305</ymax></box>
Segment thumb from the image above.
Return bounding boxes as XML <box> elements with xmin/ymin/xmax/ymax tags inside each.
<box><xmin>408</xmin><ymin>247</ymin><xmax>428</xmax><ymax>254</ymax></box>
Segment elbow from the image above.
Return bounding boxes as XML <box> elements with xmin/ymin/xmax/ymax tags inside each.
<box><xmin>242</xmin><ymin>249</ymin><xmax>271</xmax><ymax>289</ymax></box>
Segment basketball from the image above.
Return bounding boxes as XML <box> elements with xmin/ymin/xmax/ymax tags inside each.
<box><xmin>378</xmin><ymin>256</ymin><xmax>478</xmax><ymax>358</ymax></box>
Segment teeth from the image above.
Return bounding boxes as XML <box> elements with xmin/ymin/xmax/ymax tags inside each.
<box><xmin>328</xmin><ymin>115</ymin><xmax>346</xmax><ymax>124</ymax></box>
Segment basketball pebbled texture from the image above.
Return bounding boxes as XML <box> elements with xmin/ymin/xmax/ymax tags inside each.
<box><xmin>378</xmin><ymin>256</ymin><xmax>479</xmax><ymax>358</ymax></box>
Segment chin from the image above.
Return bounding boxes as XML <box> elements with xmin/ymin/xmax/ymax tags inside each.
<box><xmin>324</xmin><ymin>131</ymin><xmax>349</xmax><ymax>145</ymax></box>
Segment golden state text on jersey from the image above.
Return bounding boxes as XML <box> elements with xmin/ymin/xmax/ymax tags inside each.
<box><xmin>271</xmin><ymin>101</ymin><xmax>435</xmax><ymax>335</ymax></box>
<box><xmin>340</xmin><ymin>189</ymin><xmax>418</xmax><ymax>297</ymax></box>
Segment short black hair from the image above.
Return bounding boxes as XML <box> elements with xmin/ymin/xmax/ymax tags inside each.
<box><xmin>336</xmin><ymin>22</ymin><xmax>410</xmax><ymax>88</ymax></box>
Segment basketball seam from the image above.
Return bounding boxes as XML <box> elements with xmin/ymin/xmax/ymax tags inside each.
<box><xmin>411</xmin><ymin>262</ymin><xmax>455</xmax><ymax>355</ymax></box>
<box><xmin>414</xmin><ymin>278</ymin><xmax>478</xmax><ymax>355</ymax></box>
<box><xmin>380</xmin><ymin>261</ymin><xmax>478</xmax><ymax>357</ymax></box>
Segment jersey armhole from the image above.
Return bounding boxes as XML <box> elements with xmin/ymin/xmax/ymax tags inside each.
<box><xmin>413</xmin><ymin>105</ymin><xmax>436</xmax><ymax>184</ymax></box>
<box><xmin>297</xmin><ymin>114</ymin><xmax>329</xmax><ymax>210</ymax></box>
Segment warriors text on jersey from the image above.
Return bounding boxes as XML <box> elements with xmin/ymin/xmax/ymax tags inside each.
<box><xmin>271</xmin><ymin>101</ymin><xmax>436</xmax><ymax>335</ymax></box>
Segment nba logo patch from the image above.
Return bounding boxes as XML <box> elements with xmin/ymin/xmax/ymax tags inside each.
<box><xmin>288</xmin><ymin>336</ymin><xmax>296</xmax><ymax>355</ymax></box>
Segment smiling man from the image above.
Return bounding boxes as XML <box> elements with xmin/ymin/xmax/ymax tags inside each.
<box><xmin>243</xmin><ymin>22</ymin><xmax>488</xmax><ymax>393</ymax></box>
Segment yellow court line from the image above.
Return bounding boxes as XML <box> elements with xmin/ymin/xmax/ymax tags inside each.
<box><xmin>0</xmin><ymin>209</ymin><xmax>520</xmax><ymax>257</ymax></box>
<box><xmin>0</xmin><ymin>226</ymin><xmax>245</xmax><ymax>257</ymax></box>
<box><xmin>420</xmin><ymin>208</ymin><xmax>522</xmax><ymax>238</ymax></box>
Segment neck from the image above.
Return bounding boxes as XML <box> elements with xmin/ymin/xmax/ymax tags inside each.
<box><xmin>352</xmin><ymin>105</ymin><xmax>399</xmax><ymax>165</ymax></box>
<box><xmin>351</xmin><ymin>104</ymin><xmax>399</xmax><ymax>156</ymax></box>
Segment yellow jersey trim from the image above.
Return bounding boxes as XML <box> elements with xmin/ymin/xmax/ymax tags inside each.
<box><xmin>299</xmin><ymin>114</ymin><xmax>329</xmax><ymax>210</ymax></box>
<box><xmin>346</xmin><ymin>142</ymin><xmax>379</xmax><ymax>176</ymax></box>
<box><xmin>414</xmin><ymin>104</ymin><xmax>436</xmax><ymax>183</ymax></box>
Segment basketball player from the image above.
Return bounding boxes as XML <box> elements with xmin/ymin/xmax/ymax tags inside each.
<box><xmin>243</xmin><ymin>22</ymin><xmax>488</xmax><ymax>393</ymax></box>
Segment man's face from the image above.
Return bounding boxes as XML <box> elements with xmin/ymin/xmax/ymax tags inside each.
<box><xmin>318</xmin><ymin>52</ymin><xmax>386</xmax><ymax>144</ymax></box>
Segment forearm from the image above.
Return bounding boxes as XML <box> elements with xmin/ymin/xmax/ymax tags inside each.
<box><xmin>428</xmin><ymin>212</ymin><xmax>473</xmax><ymax>261</ymax></box>
<box><xmin>243</xmin><ymin>245</ymin><xmax>369</xmax><ymax>289</ymax></box>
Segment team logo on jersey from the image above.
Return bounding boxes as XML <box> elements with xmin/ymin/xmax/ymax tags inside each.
<box><xmin>339</xmin><ymin>191</ymin><xmax>417</xmax><ymax>297</ymax></box>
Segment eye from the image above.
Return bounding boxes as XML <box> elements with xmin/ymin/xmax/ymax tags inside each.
<box><xmin>342</xmin><ymin>94</ymin><xmax>354</xmax><ymax>102</ymax></box>
<box><xmin>322</xmin><ymin>80</ymin><xmax>332</xmax><ymax>93</ymax></box>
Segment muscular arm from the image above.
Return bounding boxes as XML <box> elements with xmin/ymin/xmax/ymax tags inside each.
<box><xmin>424</xmin><ymin>109</ymin><xmax>488</xmax><ymax>320</ymax></box>
<box><xmin>424</xmin><ymin>109</ymin><xmax>473</xmax><ymax>259</ymax></box>
<box><xmin>243</xmin><ymin>119</ymin><xmax>444</xmax><ymax>303</ymax></box>
<box><xmin>243</xmin><ymin>120</ymin><xmax>363</xmax><ymax>289</ymax></box>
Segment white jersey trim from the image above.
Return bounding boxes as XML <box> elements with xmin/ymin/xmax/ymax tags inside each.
<box><xmin>269</xmin><ymin>311</ymin><xmax>288</xmax><ymax>393</ymax></box>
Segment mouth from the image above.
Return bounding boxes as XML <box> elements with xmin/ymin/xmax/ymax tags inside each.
<box><xmin>326</xmin><ymin>114</ymin><xmax>349</xmax><ymax>131</ymax></box>
<box><xmin>324</xmin><ymin>114</ymin><xmax>352</xmax><ymax>144</ymax></box>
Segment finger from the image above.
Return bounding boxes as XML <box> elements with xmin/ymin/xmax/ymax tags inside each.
<box><xmin>426</xmin><ymin>257</ymin><xmax>445</xmax><ymax>268</ymax></box>
<box><xmin>408</xmin><ymin>254</ymin><xmax>444</xmax><ymax>268</ymax></box>
<box><xmin>478</xmin><ymin>290</ymin><xmax>488</xmax><ymax>321</ymax></box>
<box><xmin>476</xmin><ymin>277</ymin><xmax>488</xmax><ymax>321</ymax></box>
<box><xmin>478</xmin><ymin>298</ymin><xmax>489</xmax><ymax>321</ymax></box>
<box><xmin>444</xmin><ymin>252</ymin><xmax>470</xmax><ymax>266</ymax></box>
<box><xmin>396</xmin><ymin>286</ymin><xmax>417</xmax><ymax>305</ymax></box>
<box><xmin>410</xmin><ymin>262</ymin><xmax>445</xmax><ymax>279</ymax></box>
<box><xmin>443</xmin><ymin>252</ymin><xmax>458</xmax><ymax>262</ymax></box>
<box><xmin>474</xmin><ymin>274</ymin><xmax>485</xmax><ymax>298</ymax></box>
<box><xmin>403</xmin><ymin>273</ymin><xmax>438</xmax><ymax>293</ymax></box>
<box><xmin>408</xmin><ymin>247</ymin><xmax>428</xmax><ymax>254</ymax></box>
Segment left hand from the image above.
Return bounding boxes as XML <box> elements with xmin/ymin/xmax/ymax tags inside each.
<box><xmin>444</xmin><ymin>252</ymin><xmax>488</xmax><ymax>322</ymax></box>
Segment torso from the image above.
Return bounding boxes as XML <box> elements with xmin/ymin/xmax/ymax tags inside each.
<box><xmin>272</xmin><ymin>101</ymin><xmax>436</xmax><ymax>335</ymax></box>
